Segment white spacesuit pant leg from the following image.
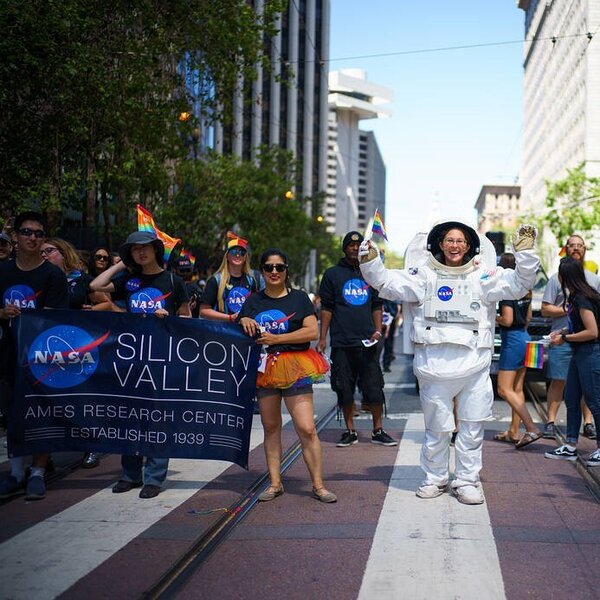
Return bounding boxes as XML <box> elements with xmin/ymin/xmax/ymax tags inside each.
<box><xmin>453</xmin><ymin>420</ymin><xmax>485</xmax><ymax>485</ymax></box>
<box><xmin>418</xmin><ymin>378</ymin><xmax>461</xmax><ymax>486</ymax></box>
<box><xmin>453</xmin><ymin>367</ymin><xmax>494</xmax><ymax>485</ymax></box>
<box><xmin>420</xmin><ymin>429</ymin><xmax>452</xmax><ymax>486</ymax></box>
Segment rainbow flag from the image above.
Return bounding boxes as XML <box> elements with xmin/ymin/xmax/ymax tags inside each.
<box><xmin>524</xmin><ymin>341</ymin><xmax>544</xmax><ymax>369</ymax></box>
<box><xmin>136</xmin><ymin>204</ymin><xmax>182</xmax><ymax>264</ymax></box>
<box><xmin>558</xmin><ymin>245</ymin><xmax>567</xmax><ymax>257</ymax></box>
<box><xmin>371</xmin><ymin>209</ymin><xmax>388</xmax><ymax>241</ymax></box>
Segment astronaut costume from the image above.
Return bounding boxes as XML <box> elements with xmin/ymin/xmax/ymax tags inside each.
<box><xmin>359</xmin><ymin>221</ymin><xmax>539</xmax><ymax>504</ymax></box>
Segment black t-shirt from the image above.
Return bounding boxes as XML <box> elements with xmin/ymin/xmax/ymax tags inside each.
<box><xmin>0</xmin><ymin>258</ymin><xmax>69</xmax><ymax>378</ymax></box>
<box><xmin>318</xmin><ymin>258</ymin><xmax>383</xmax><ymax>347</ymax></box>
<box><xmin>567</xmin><ymin>294</ymin><xmax>600</xmax><ymax>345</ymax></box>
<box><xmin>499</xmin><ymin>296</ymin><xmax>531</xmax><ymax>330</ymax></box>
<box><xmin>238</xmin><ymin>288</ymin><xmax>316</xmax><ymax>353</ymax></box>
<box><xmin>200</xmin><ymin>272</ymin><xmax>257</xmax><ymax>314</ymax></box>
<box><xmin>112</xmin><ymin>270</ymin><xmax>188</xmax><ymax>315</ymax></box>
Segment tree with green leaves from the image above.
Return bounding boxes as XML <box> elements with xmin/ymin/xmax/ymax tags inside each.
<box><xmin>0</xmin><ymin>0</ymin><xmax>284</xmax><ymax>240</ymax></box>
<box><xmin>538</xmin><ymin>163</ymin><xmax>600</xmax><ymax>244</ymax></box>
<box><xmin>156</xmin><ymin>147</ymin><xmax>337</xmax><ymax>281</ymax></box>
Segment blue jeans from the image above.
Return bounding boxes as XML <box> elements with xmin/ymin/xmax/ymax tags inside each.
<box><xmin>121</xmin><ymin>455</ymin><xmax>169</xmax><ymax>487</ymax></box>
<box><xmin>564</xmin><ymin>342</ymin><xmax>600</xmax><ymax>445</ymax></box>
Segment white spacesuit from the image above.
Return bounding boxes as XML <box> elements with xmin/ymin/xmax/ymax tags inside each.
<box><xmin>359</xmin><ymin>221</ymin><xmax>539</xmax><ymax>504</ymax></box>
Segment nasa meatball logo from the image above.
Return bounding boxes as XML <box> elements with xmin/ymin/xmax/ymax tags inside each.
<box><xmin>28</xmin><ymin>325</ymin><xmax>109</xmax><ymax>388</ymax></box>
<box><xmin>226</xmin><ymin>286</ymin><xmax>251</xmax><ymax>313</ymax></box>
<box><xmin>342</xmin><ymin>279</ymin><xmax>370</xmax><ymax>306</ymax></box>
<box><xmin>129</xmin><ymin>287</ymin><xmax>172</xmax><ymax>313</ymax></box>
<box><xmin>3</xmin><ymin>285</ymin><xmax>40</xmax><ymax>309</ymax></box>
<box><xmin>256</xmin><ymin>309</ymin><xmax>294</xmax><ymax>334</ymax></box>
<box><xmin>437</xmin><ymin>286</ymin><xmax>453</xmax><ymax>301</ymax></box>
<box><xmin>126</xmin><ymin>278</ymin><xmax>142</xmax><ymax>292</ymax></box>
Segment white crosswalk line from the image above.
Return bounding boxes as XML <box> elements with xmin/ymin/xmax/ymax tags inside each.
<box><xmin>358</xmin><ymin>413</ymin><xmax>506</xmax><ymax>600</ymax></box>
<box><xmin>0</xmin><ymin>415</ymin><xmax>285</xmax><ymax>600</ymax></box>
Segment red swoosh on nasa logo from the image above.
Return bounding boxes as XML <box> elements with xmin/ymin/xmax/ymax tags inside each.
<box><xmin>29</xmin><ymin>330</ymin><xmax>111</xmax><ymax>386</ymax></box>
<box><xmin>274</xmin><ymin>312</ymin><xmax>295</xmax><ymax>325</ymax></box>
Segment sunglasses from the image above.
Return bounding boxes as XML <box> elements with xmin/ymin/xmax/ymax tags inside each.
<box><xmin>262</xmin><ymin>263</ymin><xmax>288</xmax><ymax>273</ymax></box>
<box><xmin>18</xmin><ymin>228</ymin><xmax>45</xmax><ymax>238</ymax></box>
<box><xmin>40</xmin><ymin>247</ymin><xmax>59</xmax><ymax>256</ymax></box>
<box><xmin>94</xmin><ymin>254</ymin><xmax>110</xmax><ymax>261</ymax></box>
<box><xmin>228</xmin><ymin>248</ymin><xmax>247</xmax><ymax>257</ymax></box>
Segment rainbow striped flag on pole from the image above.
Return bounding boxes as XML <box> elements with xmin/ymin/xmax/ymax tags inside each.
<box><xmin>524</xmin><ymin>341</ymin><xmax>544</xmax><ymax>369</ymax></box>
<box><xmin>136</xmin><ymin>204</ymin><xmax>182</xmax><ymax>264</ymax></box>
<box><xmin>371</xmin><ymin>208</ymin><xmax>388</xmax><ymax>241</ymax></box>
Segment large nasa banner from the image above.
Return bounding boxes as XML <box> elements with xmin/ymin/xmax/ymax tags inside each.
<box><xmin>9</xmin><ymin>310</ymin><xmax>260</xmax><ymax>469</ymax></box>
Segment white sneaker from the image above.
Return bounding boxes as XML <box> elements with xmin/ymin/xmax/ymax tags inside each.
<box><xmin>586</xmin><ymin>448</ymin><xmax>600</xmax><ymax>467</ymax></box>
<box><xmin>452</xmin><ymin>483</ymin><xmax>484</xmax><ymax>505</ymax></box>
<box><xmin>416</xmin><ymin>482</ymin><xmax>447</xmax><ymax>499</ymax></box>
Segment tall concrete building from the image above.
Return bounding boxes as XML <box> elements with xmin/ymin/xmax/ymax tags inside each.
<box><xmin>327</xmin><ymin>69</ymin><xmax>392</xmax><ymax>237</ymax></box>
<box><xmin>518</xmin><ymin>0</ymin><xmax>600</xmax><ymax>213</ymax></box>
<box><xmin>197</xmin><ymin>0</ymin><xmax>330</xmax><ymax>201</ymax></box>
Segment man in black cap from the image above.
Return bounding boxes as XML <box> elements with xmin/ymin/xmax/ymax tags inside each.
<box><xmin>317</xmin><ymin>231</ymin><xmax>397</xmax><ymax>448</ymax></box>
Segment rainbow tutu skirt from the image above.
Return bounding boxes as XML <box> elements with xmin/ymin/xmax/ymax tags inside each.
<box><xmin>257</xmin><ymin>348</ymin><xmax>330</xmax><ymax>389</ymax></box>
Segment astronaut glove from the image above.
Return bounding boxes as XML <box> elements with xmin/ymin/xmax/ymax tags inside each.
<box><xmin>359</xmin><ymin>240</ymin><xmax>379</xmax><ymax>264</ymax></box>
<box><xmin>512</xmin><ymin>224</ymin><xmax>537</xmax><ymax>252</ymax></box>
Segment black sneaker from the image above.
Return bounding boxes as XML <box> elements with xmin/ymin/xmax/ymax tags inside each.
<box><xmin>586</xmin><ymin>449</ymin><xmax>600</xmax><ymax>467</ymax></box>
<box><xmin>583</xmin><ymin>423</ymin><xmax>597</xmax><ymax>440</ymax></box>
<box><xmin>450</xmin><ymin>431</ymin><xmax>457</xmax><ymax>447</ymax></box>
<box><xmin>337</xmin><ymin>430</ymin><xmax>358</xmax><ymax>447</ymax></box>
<box><xmin>544</xmin><ymin>444</ymin><xmax>577</xmax><ymax>461</ymax></box>
<box><xmin>542</xmin><ymin>422</ymin><xmax>556</xmax><ymax>439</ymax></box>
<box><xmin>371</xmin><ymin>429</ymin><xmax>397</xmax><ymax>446</ymax></box>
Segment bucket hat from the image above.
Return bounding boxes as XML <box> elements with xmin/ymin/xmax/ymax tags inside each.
<box><xmin>119</xmin><ymin>231</ymin><xmax>164</xmax><ymax>268</ymax></box>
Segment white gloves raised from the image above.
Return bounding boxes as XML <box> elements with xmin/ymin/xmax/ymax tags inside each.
<box><xmin>359</xmin><ymin>239</ymin><xmax>380</xmax><ymax>264</ymax></box>
<box><xmin>512</xmin><ymin>224</ymin><xmax>537</xmax><ymax>252</ymax></box>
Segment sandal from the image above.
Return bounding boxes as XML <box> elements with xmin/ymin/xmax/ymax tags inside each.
<box><xmin>493</xmin><ymin>431</ymin><xmax>519</xmax><ymax>444</ymax></box>
<box><xmin>258</xmin><ymin>484</ymin><xmax>284</xmax><ymax>502</ymax></box>
<box><xmin>515</xmin><ymin>431</ymin><xmax>541</xmax><ymax>449</ymax></box>
<box><xmin>312</xmin><ymin>487</ymin><xmax>337</xmax><ymax>503</ymax></box>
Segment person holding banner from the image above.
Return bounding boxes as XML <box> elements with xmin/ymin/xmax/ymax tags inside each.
<box><xmin>359</xmin><ymin>222</ymin><xmax>539</xmax><ymax>505</ymax></box>
<box><xmin>40</xmin><ymin>237</ymin><xmax>104</xmax><ymax>468</ymax></box>
<box><xmin>237</xmin><ymin>248</ymin><xmax>336</xmax><ymax>503</ymax></box>
<box><xmin>200</xmin><ymin>233</ymin><xmax>259</xmax><ymax>323</ymax></box>
<box><xmin>90</xmin><ymin>230</ymin><xmax>190</xmax><ymax>498</ymax></box>
<box><xmin>545</xmin><ymin>257</ymin><xmax>600</xmax><ymax>466</ymax></box>
<box><xmin>494</xmin><ymin>252</ymin><xmax>541</xmax><ymax>448</ymax></box>
<box><xmin>0</xmin><ymin>211</ymin><xmax>68</xmax><ymax>501</ymax></box>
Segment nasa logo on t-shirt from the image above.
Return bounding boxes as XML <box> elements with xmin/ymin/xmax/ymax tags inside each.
<box><xmin>28</xmin><ymin>325</ymin><xmax>108</xmax><ymax>388</ymax></box>
<box><xmin>226</xmin><ymin>286</ymin><xmax>251</xmax><ymax>313</ymax></box>
<box><xmin>126</xmin><ymin>278</ymin><xmax>142</xmax><ymax>292</ymax></box>
<box><xmin>3</xmin><ymin>285</ymin><xmax>40</xmax><ymax>309</ymax></box>
<box><xmin>437</xmin><ymin>286</ymin><xmax>453</xmax><ymax>301</ymax></box>
<box><xmin>129</xmin><ymin>287</ymin><xmax>172</xmax><ymax>313</ymax></box>
<box><xmin>342</xmin><ymin>279</ymin><xmax>370</xmax><ymax>306</ymax></box>
<box><xmin>255</xmin><ymin>309</ymin><xmax>294</xmax><ymax>334</ymax></box>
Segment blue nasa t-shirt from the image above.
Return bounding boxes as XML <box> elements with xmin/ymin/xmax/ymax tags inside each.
<box><xmin>318</xmin><ymin>258</ymin><xmax>383</xmax><ymax>347</ymax></box>
<box><xmin>112</xmin><ymin>270</ymin><xmax>188</xmax><ymax>315</ymax></box>
<box><xmin>238</xmin><ymin>288</ymin><xmax>316</xmax><ymax>354</ymax></box>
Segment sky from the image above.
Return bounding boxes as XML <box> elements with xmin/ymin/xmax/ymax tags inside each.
<box><xmin>329</xmin><ymin>1</ymin><xmax>525</xmax><ymax>254</ymax></box>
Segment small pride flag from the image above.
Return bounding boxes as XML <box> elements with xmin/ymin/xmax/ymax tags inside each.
<box><xmin>136</xmin><ymin>204</ymin><xmax>182</xmax><ymax>264</ymax></box>
<box><xmin>524</xmin><ymin>341</ymin><xmax>544</xmax><ymax>369</ymax></box>
<box><xmin>371</xmin><ymin>209</ymin><xmax>388</xmax><ymax>241</ymax></box>
<box><xmin>558</xmin><ymin>245</ymin><xmax>567</xmax><ymax>257</ymax></box>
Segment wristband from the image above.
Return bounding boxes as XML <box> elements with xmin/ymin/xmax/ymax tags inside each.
<box><xmin>229</xmin><ymin>313</ymin><xmax>235</xmax><ymax>322</ymax></box>
<box><xmin>561</xmin><ymin>332</ymin><xmax>568</xmax><ymax>342</ymax></box>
